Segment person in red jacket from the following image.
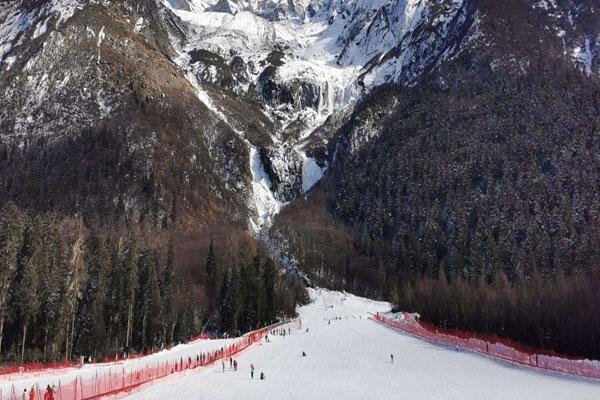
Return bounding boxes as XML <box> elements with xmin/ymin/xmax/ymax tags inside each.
<box><xmin>43</xmin><ymin>385</ymin><xmax>54</xmax><ymax>400</ymax></box>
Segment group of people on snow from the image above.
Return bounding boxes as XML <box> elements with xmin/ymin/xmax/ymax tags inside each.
<box><xmin>249</xmin><ymin>363</ymin><xmax>266</xmax><ymax>380</ymax></box>
<box><xmin>270</xmin><ymin>327</ymin><xmax>291</xmax><ymax>337</ymax></box>
<box><xmin>22</xmin><ymin>384</ymin><xmax>54</xmax><ymax>400</ymax></box>
<box><xmin>222</xmin><ymin>356</ymin><xmax>239</xmax><ymax>372</ymax></box>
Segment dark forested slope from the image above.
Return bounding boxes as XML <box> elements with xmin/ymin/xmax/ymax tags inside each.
<box><xmin>272</xmin><ymin>0</ymin><xmax>600</xmax><ymax>358</ymax></box>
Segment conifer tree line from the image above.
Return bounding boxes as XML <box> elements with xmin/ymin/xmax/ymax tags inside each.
<box><xmin>0</xmin><ymin>202</ymin><xmax>306</xmax><ymax>363</ymax></box>
<box><xmin>273</xmin><ymin>195</ymin><xmax>600</xmax><ymax>360</ymax></box>
<box><xmin>397</xmin><ymin>266</ymin><xmax>600</xmax><ymax>360</ymax></box>
<box><xmin>272</xmin><ymin>63</ymin><xmax>600</xmax><ymax>361</ymax></box>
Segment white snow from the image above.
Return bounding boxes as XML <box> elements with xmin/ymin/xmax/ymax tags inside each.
<box><xmin>169</xmin><ymin>48</ymin><xmax>285</xmax><ymax>235</ymax></box>
<box><xmin>162</xmin><ymin>0</ymin><xmax>476</xmax><ymax>234</ymax></box>
<box><xmin>573</xmin><ymin>38</ymin><xmax>594</xmax><ymax>77</ymax></box>
<box><xmin>583</xmin><ymin>38</ymin><xmax>593</xmax><ymax>77</ymax></box>
<box><xmin>32</xmin><ymin>17</ymin><xmax>50</xmax><ymax>39</ymax></box>
<box><xmin>127</xmin><ymin>288</ymin><xmax>600</xmax><ymax>400</ymax></box>
<box><xmin>3</xmin><ymin>56</ymin><xmax>16</xmax><ymax>70</ymax></box>
<box><xmin>301</xmin><ymin>153</ymin><xmax>324</xmax><ymax>193</ymax></box>
<box><xmin>134</xmin><ymin>17</ymin><xmax>145</xmax><ymax>33</ymax></box>
<box><xmin>3</xmin><ymin>289</ymin><xmax>600</xmax><ymax>399</ymax></box>
<box><xmin>0</xmin><ymin>336</ymin><xmax>241</xmax><ymax>397</ymax></box>
<box><xmin>0</xmin><ymin>6</ymin><xmax>36</xmax><ymax>62</ymax></box>
<box><xmin>249</xmin><ymin>146</ymin><xmax>282</xmax><ymax>233</ymax></box>
<box><xmin>0</xmin><ymin>0</ymin><xmax>82</xmax><ymax>64</ymax></box>
<box><xmin>96</xmin><ymin>26</ymin><xmax>106</xmax><ymax>47</ymax></box>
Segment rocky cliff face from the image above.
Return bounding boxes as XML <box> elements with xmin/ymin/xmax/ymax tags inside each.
<box><xmin>161</xmin><ymin>0</ymin><xmax>480</xmax><ymax>234</ymax></box>
<box><xmin>2</xmin><ymin>0</ymin><xmax>600</xmax><ymax>281</ymax></box>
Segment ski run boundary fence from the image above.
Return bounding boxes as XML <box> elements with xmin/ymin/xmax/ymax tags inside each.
<box><xmin>1</xmin><ymin>317</ymin><xmax>300</xmax><ymax>400</ymax></box>
<box><xmin>0</xmin><ymin>334</ymin><xmax>213</xmax><ymax>377</ymax></box>
<box><xmin>374</xmin><ymin>312</ymin><xmax>600</xmax><ymax>380</ymax></box>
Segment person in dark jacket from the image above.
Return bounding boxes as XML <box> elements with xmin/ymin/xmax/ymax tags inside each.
<box><xmin>43</xmin><ymin>385</ymin><xmax>54</xmax><ymax>400</ymax></box>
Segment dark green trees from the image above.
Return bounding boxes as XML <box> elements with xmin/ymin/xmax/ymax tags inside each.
<box><xmin>136</xmin><ymin>249</ymin><xmax>162</xmax><ymax>352</ymax></box>
<box><xmin>0</xmin><ymin>203</ymin><xmax>25</xmax><ymax>355</ymax></box>
<box><xmin>0</xmin><ymin>203</ymin><xmax>304</xmax><ymax>363</ymax></box>
<box><xmin>14</xmin><ymin>221</ymin><xmax>41</xmax><ymax>362</ymax></box>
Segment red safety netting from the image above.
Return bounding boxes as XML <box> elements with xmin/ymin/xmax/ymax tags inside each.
<box><xmin>0</xmin><ymin>331</ymin><xmax>215</xmax><ymax>377</ymax></box>
<box><xmin>3</xmin><ymin>318</ymin><xmax>299</xmax><ymax>400</ymax></box>
<box><xmin>374</xmin><ymin>313</ymin><xmax>600</xmax><ymax>380</ymax></box>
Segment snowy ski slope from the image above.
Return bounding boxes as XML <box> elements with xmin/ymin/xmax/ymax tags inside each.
<box><xmin>0</xmin><ymin>335</ymin><xmax>239</xmax><ymax>396</ymax></box>
<box><xmin>128</xmin><ymin>289</ymin><xmax>600</xmax><ymax>400</ymax></box>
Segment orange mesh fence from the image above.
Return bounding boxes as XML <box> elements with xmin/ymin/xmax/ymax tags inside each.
<box><xmin>1</xmin><ymin>318</ymin><xmax>299</xmax><ymax>400</ymax></box>
<box><xmin>374</xmin><ymin>313</ymin><xmax>600</xmax><ymax>380</ymax></box>
<box><xmin>0</xmin><ymin>333</ymin><xmax>214</xmax><ymax>377</ymax></box>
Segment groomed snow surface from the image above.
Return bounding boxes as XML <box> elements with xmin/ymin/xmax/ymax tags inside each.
<box><xmin>0</xmin><ymin>335</ymin><xmax>241</xmax><ymax>397</ymax></box>
<box><xmin>128</xmin><ymin>289</ymin><xmax>600</xmax><ymax>400</ymax></box>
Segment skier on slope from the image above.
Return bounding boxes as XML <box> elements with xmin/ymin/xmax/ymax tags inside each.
<box><xmin>230</xmin><ymin>356</ymin><xmax>233</xmax><ymax>368</ymax></box>
<box><xmin>234</xmin><ymin>359</ymin><xmax>238</xmax><ymax>371</ymax></box>
<box><xmin>43</xmin><ymin>385</ymin><xmax>54</xmax><ymax>400</ymax></box>
<box><xmin>250</xmin><ymin>363</ymin><xmax>255</xmax><ymax>379</ymax></box>
<box><xmin>390</xmin><ymin>354</ymin><xmax>394</xmax><ymax>363</ymax></box>
<box><xmin>222</xmin><ymin>360</ymin><xmax>225</xmax><ymax>373</ymax></box>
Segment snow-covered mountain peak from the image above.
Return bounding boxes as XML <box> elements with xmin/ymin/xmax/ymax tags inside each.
<box><xmin>162</xmin><ymin>0</ymin><xmax>478</xmax><ymax>233</ymax></box>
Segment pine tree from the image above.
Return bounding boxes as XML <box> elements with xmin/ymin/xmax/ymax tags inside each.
<box><xmin>63</xmin><ymin>221</ymin><xmax>87</xmax><ymax>361</ymax></box>
<box><xmin>206</xmin><ymin>235</ymin><xmax>216</xmax><ymax>278</ymax></box>
<box><xmin>0</xmin><ymin>202</ymin><xmax>25</xmax><ymax>355</ymax></box>
<box><xmin>378</xmin><ymin>261</ymin><xmax>387</xmax><ymax>300</ymax></box>
<box><xmin>239</xmin><ymin>257</ymin><xmax>261</xmax><ymax>332</ymax></box>
<box><xmin>136</xmin><ymin>249</ymin><xmax>162</xmax><ymax>351</ymax></box>
<box><xmin>219</xmin><ymin>268</ymin><xmax>234</xmax><ymax>333</ymax></box>
<box><xmin>121</xmin><ymin>236</ymin><xmax>139</xmax><ymax>351</ymax></box>
<box><xmin>14</xmin><ymin>220</ymin><xmax>42</xmax><ymax>363</ymax></box>
<box><xmin>106</xmin><ymin>235</ymin><xmax>139</xmax><ymax>353</ymax></box>
<box><xmin>262</xmin><ymin>258</ymin><xmax>277</xmax><ymax>325</ymax></box>
<box><xmin>75</xmin><ymin>236</ymin><xmax>109</xmax><ymax>359</ymax></box>
<box><xmin>105</xmin><ymin>239</ymin><xmax>123</xmax><ymax>355</ymax></box>
<box><xmin>162</xmin><ymin>238</ymin><xmax>177</xmax><ymax>343</ymax></box>
<box><xmin>205</xmin><ymin>236</ymin><xmax>223</xmax><ymax>322</ymax></box>
<box><xmin>39</xmin><ymin>226</ymin><xmax>66</xmax><ymax>361</ymax></box>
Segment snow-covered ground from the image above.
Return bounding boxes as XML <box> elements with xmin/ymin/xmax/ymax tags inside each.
<box><xmin>0</xmin><ymin>335</ymin><xmax>239</xmax><ymax>396</ymax></box>
<box><xmin>128</xmin><ymin>288</ymin><xmax>600</xmax><ymax>400</ymax></box>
